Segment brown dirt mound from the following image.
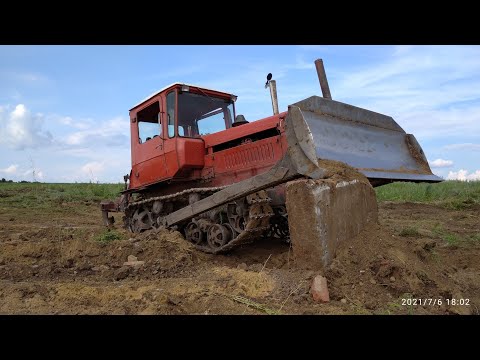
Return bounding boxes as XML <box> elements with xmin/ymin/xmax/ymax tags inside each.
<box><xmin>321</xmin><ymin>221</ymin><xmax>477</xmax><ymax>314</ymax></box>
<box><xmin>318</xmin><ymin>158</ymin><xmax>371</xmax><ymax>186</ymax></box>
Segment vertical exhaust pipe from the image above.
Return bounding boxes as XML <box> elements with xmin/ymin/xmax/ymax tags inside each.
<box><xmin>314</xmin><ymin>59</ymin><xmax>332</xmax><ymax>100</ymax></box>
<box><xmin>265</xmin><ymin>73</ymin><xmax>279</xmax><ymax>115</ymax></box>
<box><xmin>269</xmin><ymin>80</ymin><xmax>279</xmax><ymax>115</ymax></box>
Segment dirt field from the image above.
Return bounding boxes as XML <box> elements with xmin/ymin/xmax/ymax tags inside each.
<box><xmin>0</xmin><ymin>188</ymin><xmax>479</xmax><ymax>315</ymax></box>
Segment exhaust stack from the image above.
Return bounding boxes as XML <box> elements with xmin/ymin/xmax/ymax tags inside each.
<box><xmin>314</xmin><ymin>59</ymin><xmax>332</xmax><ymax>100</ymax></box>
<box><xmin>269</xmin><ymin>80</ymin><xmax>279</xmax><ymax>115</ymax></box>
<box><xmin>265</xmin><ymin>73</ymin><xmax>279</xmax><ymax>115</ymax></box>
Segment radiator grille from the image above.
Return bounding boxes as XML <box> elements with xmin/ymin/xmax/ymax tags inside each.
<box><xmin>224</xmin><ymin>143</ymin><xmax>274</xmax><ymax>169</ymax></box>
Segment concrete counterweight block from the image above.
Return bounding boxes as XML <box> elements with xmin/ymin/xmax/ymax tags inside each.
<box><xmin>286</xmin><ymin>178</ymin><xmax>378</xmax><ymax>270</ymax></box>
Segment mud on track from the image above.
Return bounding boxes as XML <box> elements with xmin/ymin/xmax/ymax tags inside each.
<box><xmin>0</xmin><ymin>200</ymin><xmax>478</xmax><ymax>315</ymax></box>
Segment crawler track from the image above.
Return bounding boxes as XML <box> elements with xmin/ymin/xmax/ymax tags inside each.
<box><xmin>124</xmin><ymin>187</ymin><xmax>274</xmax><ymax>254</ymax></box>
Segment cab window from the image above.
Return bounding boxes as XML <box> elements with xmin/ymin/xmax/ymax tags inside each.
<box><xmin>177</xmin><ymin>91</ymin><xmax>234</xmax><ymax>137</ymax></box>
<box><xmin>137</xmin><ymin>101</ymin><xmax>161</xmax><ymax>144</ymax></box>
<box><xmin>197</xmin><ymin>108</ymin><xmax>228</xmax><ymax>135</ymax></box>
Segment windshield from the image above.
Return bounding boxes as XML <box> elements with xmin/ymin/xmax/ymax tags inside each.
<box><xmin>177</xmin><ymin>91</ymin><xmax>235</xmax><ymax>137</ymax></box>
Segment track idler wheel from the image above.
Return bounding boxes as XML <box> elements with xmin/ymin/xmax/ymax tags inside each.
<box><xmin>185</xmin><ymin>222</ymin><xmax>204</xmax><ymax>245</ymax></box>
<box><xmin>227</xmin><ymin>202</ymin><xmax>247</xmax><ymax>234</ymax></box>
<box><xmin>129</xmin><ymin>206</ymin><xmax>153</xmax><ymax>233</ymax></box>
<box><xmin>207</xmin><ymin>224</ymin><xmax>233</xmax><ymax>249</ymax></box>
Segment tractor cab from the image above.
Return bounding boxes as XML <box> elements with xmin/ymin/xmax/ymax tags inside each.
<box><xmin>171</xmin><ymin>84</ymin><xmax>236</xmax><ymax>137</ymax></box>
<box><xmin>131</xmin><ymin>83</ymin><xmax>237</xmax><ymax>142</ymax></box>
<box><xmin>128</xmin><ymin>83</ymin><xmax>237</xmax><ymax>190</ymax></box>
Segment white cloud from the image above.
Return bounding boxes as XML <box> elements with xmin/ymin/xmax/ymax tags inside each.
<box><xmin>22</xmin><ymin>168</ymin><xmax>44</xmax><ymax>180</ymax></box>
<box><xmin>56</xmin><ymin>115</ymin><xmax>92</xmax><ymax>130</ymax></box>
<box><xmin>430</xmin><ymin>158</ymin><xmax>454</xmax><ymax>168</ymax></box>
<box><xmin>0</xmin><ymin>164</ymin><xmax>18</xmax><ymax>174</ymax></box>
<box><xmin>384</xmin><ymin>106</ymin><xmax>480</xmax><ymax>139</ymax></box>
<box><xmin>0</xmin><ymin>104</ymin><xmax>53</xmax><ymax>150</ymax></box>
<box><xmin>286</xmin><ymin>56</ymin><xmax>315</xmax><ymax>70</ymax></box>
<box><xmin>0</xmin><ymin>164</ymin><xmax>43</xmax><ymax>181</ymax></box>
<box><xmin>53</xmin><ymin>146</ymin><xmax>131</xmax><ymax>183</ymax></box>
<box><xmin>63</xmin><ymin>116</ymin><xmax>129</xmax><ymax>147</ymax></box>
<box><xmin>81</xmin><ymin>161</ymin><xmax>104</xmax><ymax>174</ymax></box>
<box><xmin>447</xmin><ymin>169</ymin><xmax>480</xmax><ymax>181</ymax></box>
<box><xmin>0</xmin><ymin>101</ymin><xmax>131</xmax><ymax>182</ymax></box>
<box><xmin>59</xmin><ymin>116</ymin><xmax>72</xmax><ymax>125</ymax></box>
<box><xmin>81</xmin><ymin>161</ymin><xmax>105</xmax><ymax>182</ymax></box>
<box><xmin>443</xmin><ymin>143</ymin><xmax>480</xmax><ymax>151</ymax></box>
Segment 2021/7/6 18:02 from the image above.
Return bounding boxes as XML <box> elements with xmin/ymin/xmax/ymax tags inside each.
<box><xmin>401</xmin><ymin>298</ymin><xmax>470</xmax><ymax>306</ymax></box>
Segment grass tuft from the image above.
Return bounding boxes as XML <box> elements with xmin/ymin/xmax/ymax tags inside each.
<box><xmin>95</xmin><ymin>229</ymin><xmax>122</xmax><ymax>244</ymax></box>
<box><xmin>226</xmin><ymin>294</ymin><xmax>280</xmax><ymax>315</ymax></box>
<box><xmin>432</xmin><ymin>224</ymin><xmax>467</xmax><ymax>247</ymax></box>
<box><xmin>398</xmin><ymin>227</ymin><xmax>420</xmax><ymax>237</ymax></box>
<box><xmin>469</xmin><ymin>233</ymin><xmax>480</xmax><ymax>242</ymax></box>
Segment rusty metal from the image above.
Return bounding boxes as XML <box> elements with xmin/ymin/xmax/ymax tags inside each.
<box><xmin>290</xmin><ymin>96</ymin><xmax>442</xmax><ymax>184</ymax></box>
<box><xmin>101</xmin><ymin>210</ymin><xmax>114</xmax><ymax>227</ymax></box>
<box><xmin>125</xmin><ymin>188</ymin><xmax>274</xmax><ymax>254</ymax></box>
<box><xmin>130</xmin><ymin>206</ymin><xmax>154</xmax><ymax>232</ymax></box>
<box><xmin>207</xmin><ymin>224</ymin><xmax>231</xmax><ymax>249</ymax></box>
<box><xmin>163</xmin><ymin>165</ymin><xmax>293</xmax><ymax>227</ymax></box>
<box><xmin>185</xmin><ymin>222</ymin><xmax>203</xmax><ymax>245</ymax></box>
<box><xmin>100</xmin><ymin>201</ymin><xmax>118</xmax><ymax>227</ymax></box>
<box><xmin>190</xmin><ymin>190</ymin><xmax>273</xmax><ymax>254</ymax></box>
<box><xmin>314</xmin><ymin>59</ymin><xmax>332</xmax><ymax>100</ymax></box>
<box><xmin>284</xmin><ymin>106</ymin><xmax>326</xmax><ymax>179</ymax></box>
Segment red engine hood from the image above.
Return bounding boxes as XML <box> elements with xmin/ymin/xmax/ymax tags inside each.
<box><xmin>201</xmin><ymin>112</ymin><xmax>286</xmax><ymax>148</ymax></box>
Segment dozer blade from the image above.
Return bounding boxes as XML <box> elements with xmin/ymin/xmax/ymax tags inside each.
<box><xmin>286</xmin><ymin>96</ymin><xmax>442</xmax><ymax>185</ymax></box>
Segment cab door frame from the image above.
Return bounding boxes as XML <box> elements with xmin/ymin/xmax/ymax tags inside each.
<box><xmin>129</xmin><ymin>95</ymin><xmax>169</xmax><ymax>188</ymax></box>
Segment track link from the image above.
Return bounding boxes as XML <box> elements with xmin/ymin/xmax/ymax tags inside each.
<box><xmin>124</xmin><ymin>187</ymin><xmax>274</xmax><ymax>254</ymax></box>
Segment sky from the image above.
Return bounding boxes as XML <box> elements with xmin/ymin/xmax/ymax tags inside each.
<box><xmin>0</xmin><ymin>45</ymin><xmax>479</xmax><ymax>183</ymax></box>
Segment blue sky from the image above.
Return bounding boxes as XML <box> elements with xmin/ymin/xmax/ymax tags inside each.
<box><xmin>0</xmin><ymin>45</ymin><xmax>479</xmax><ymax>183</ymax></box>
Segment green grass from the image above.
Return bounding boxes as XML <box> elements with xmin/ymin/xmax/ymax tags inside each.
<box><xmin>226</xmin><ymin>294</ymin><xmax>281</xmax><ymax>315</ymax></box>
<box><xmin>382</xmin><ymin>299</ymin><xmax>403</xmax><ymax>315</ymax></box>
<box><xmin>443</xmin><ymin>233</ymin><xmax>459</xmax><ymax>246</ymax></box>
<box><xmin>431</xmin><ymin>224</ymin><xmax>475</xmax><ymax>247</ymax></box>
<box><xmin>95</xmin><ymin>229</ymin><xmax>122</xmax><ymax>244</ymax></box>
<box><xmin>398</xmin><ymin>226</ymin><xmax>420</xmax><ymax>237</ymax></box>
<box><xmin>469</xmin><ymin>233</ymin><xmax>480</xmax><ymax>242</ymax></box>
<box><xmin>0</xmin><ymin>182</ymin><xmax>123</xmax><ymax>209</ymax></box>
<box><xmin>375</xmin><ymin>181</ymin><xmax>480</xmax><ymax>209</ymax></box>
<box><xmin>378</xmin><ymin>294</ymin><xmax>414</xmax><ymax>315</ymax></box>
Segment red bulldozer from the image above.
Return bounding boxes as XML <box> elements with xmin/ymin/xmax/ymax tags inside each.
<box><xmin>101</xmin><ymin>59</ymin><xmax>441</xmax><ymax>254</ymax></box>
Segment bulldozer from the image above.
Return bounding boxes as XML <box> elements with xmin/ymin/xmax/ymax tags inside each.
<box><xmin>101</xmin><ymin>59</ymin><xmax>441</xmax><ymax>254</ymax></box>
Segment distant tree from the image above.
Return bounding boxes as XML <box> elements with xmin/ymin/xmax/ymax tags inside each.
<box><xmin>1</xmin><ymin>178</ymin><xmax>5</xmax><ymax>183</ymax></box>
